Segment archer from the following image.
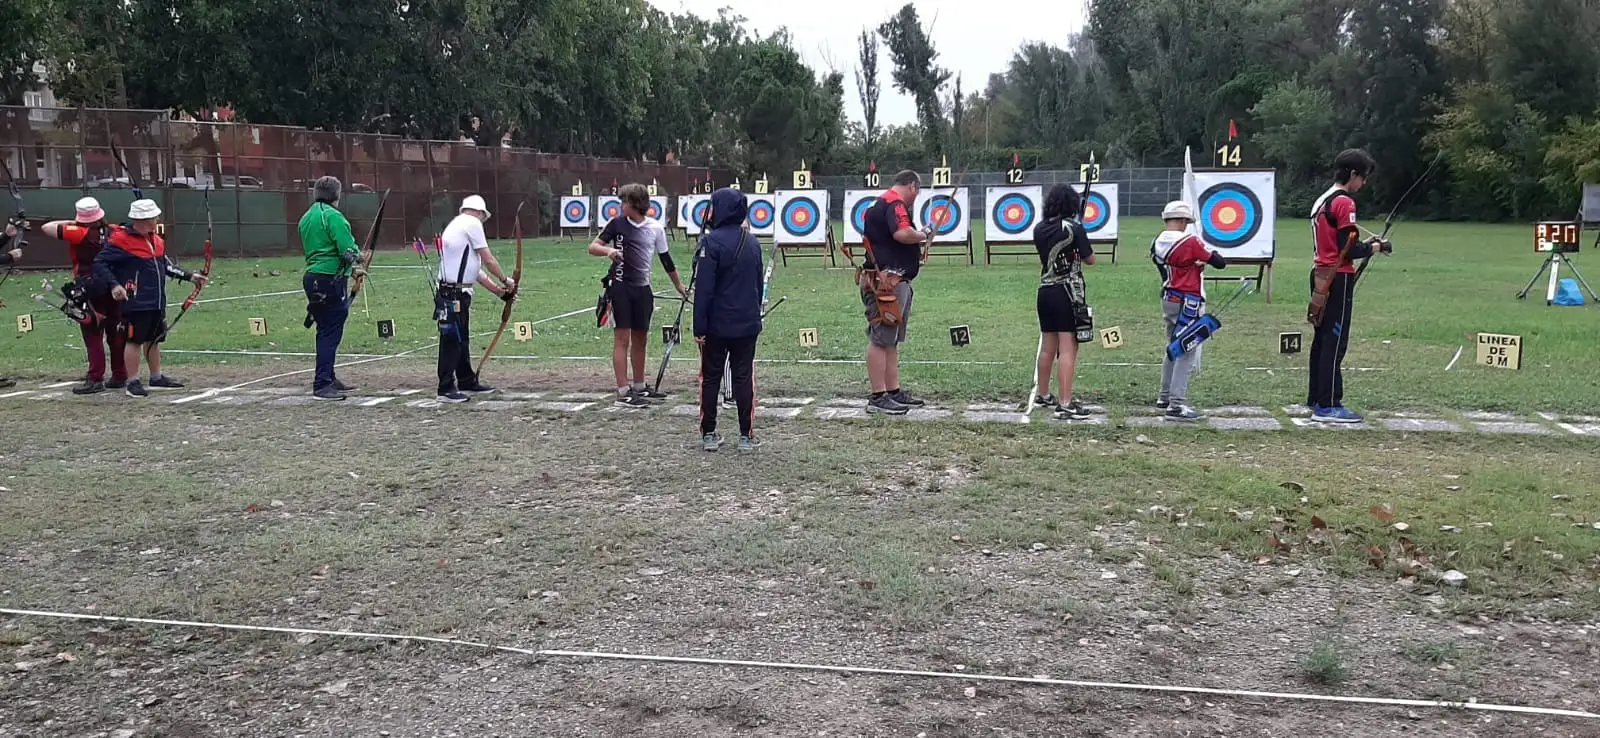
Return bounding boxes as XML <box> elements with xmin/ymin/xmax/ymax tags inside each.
<box><xmin>90</xmin><ymin>199</ymin><xmax>208</xmax><ymax>398</ymax></box>
<box><xmin>434</xmin><ymin>194</ymin><xmax>513</xmax><ymax>403</ymax></box>
<box><xmin>1307</xmin><ymin>149</ymin><xmax>1388</xmax><ymax>423</ymax></box>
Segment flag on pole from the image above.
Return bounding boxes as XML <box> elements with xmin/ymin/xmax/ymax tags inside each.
<box><xmin>1012</xmin><ymin>152</ymin><xmax>1020</xmax><ymax>167</ymax></box>
<box><xmin>1228</xmin><ymin>119</ymin><xmax>1238</xmax><ymax>140</ymax></box>
<box><xmin>1182</xmin><ymin>146</ymin><xmax>1201</xmax><ymax>238</ymax></box>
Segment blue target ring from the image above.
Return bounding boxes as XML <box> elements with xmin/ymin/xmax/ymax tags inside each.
<box><xmin>601</xmin><ymin>199</ymin><xmax>622</xmax><ymax>221</ymax></box>
<box><xmin>781</xmin><ymin>197</ymin><xmax>821</xmax><ymax>237</ymax></box>
<box><xmin>850</xmin><ymin>197</ymin><xmax>878</xmax><ymax>236</ymax></box>
<box><xmin>691</xmin><ymin>200</ymin><xmax>711</xmax><ymax>227</ymax></box>
<box><xmin>919</xmin><ymin>195</ymin><xmax>963</xmax><ymax>236</ymax></box>
<box><xmin>748</xmin><ymin>198</ymin><xmax>775</xmax><ymax>229</ymax></box>
<box><xmin>1080</xmin><ymin>192</ymin><xmax>1111</xmax><ymax>233</ymax></box>
<box><xmin>564</xmin><ymin>200</ymin><xmax>588</xmax><ymax>224</ymax></box>
<box><xmin>1198</xmin><ymin>183</ymin><xmax>1262</xmax><ymax>249</ymax></box>
<box><xmin>990</xmin><ymin>193</ymin><xmax>1035</xmax><ymax>236</ymax></box>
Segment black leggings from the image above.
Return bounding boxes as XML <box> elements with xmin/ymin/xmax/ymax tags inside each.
<box><xmin>1307</xmin><ymin>272</ymin><xmax>1354</xmax><ymax>408</ymax></box>
<box><xmin>699</xmin><ymin>336</ymin><xmax>757</xmax><ymax>436</ymax></box>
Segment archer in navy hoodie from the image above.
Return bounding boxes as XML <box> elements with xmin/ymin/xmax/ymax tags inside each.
<box><xmin>693</xmin><ymin>188</ymin><xmax>764</xmax><ymax>449</ymax></box>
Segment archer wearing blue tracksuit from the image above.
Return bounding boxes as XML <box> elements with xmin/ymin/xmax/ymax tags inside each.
<box><xmin>693</xmin><ymin>188</ymin><xmax>764</xmax><ymax>452</ymax></box>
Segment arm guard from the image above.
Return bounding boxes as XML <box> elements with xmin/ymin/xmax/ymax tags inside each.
<box><xmin>1207</xmin><ymin>251</ymin><xmax>1228</xmax><ymax>269</ymax></box>
<box><xmin>659</xmin><ymin>251</ymin><xmax>677</xmax><ymax>274</ymax></box>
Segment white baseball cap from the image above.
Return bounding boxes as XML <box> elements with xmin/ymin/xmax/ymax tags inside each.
<box><xmin>75</xmin><ymin>196</ymin><xmax>105</xmax><ymax>223</ymax></box>
<box><xmin>129</xmin><ymin>199</ymin><xmax>162</xmax><ymax>220</ymax></box>
<box><xmin>460</xmin><ymin>195</ymin><xmax>490</xmax><ymax>218</ymax></box>
<box><xmin>1162</xmin><ymin>200</ymin><xmax>1194</xmax><ymax>221</ymax></box>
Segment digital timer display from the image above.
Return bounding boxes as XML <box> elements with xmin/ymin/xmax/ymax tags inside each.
<box><xmin>1535</xmin><ymin>221</ymin><xmax>1581</xmax><ymax>253</ymax></box>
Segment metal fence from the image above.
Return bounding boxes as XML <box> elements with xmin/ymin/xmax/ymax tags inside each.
<box><xmin>815</xmin><ymin>168</ymin><xmax>1186</xmax><ymax>221</ymax></box>
<box><xmin>0</xmin><ymin>106</ymin><xmax>734</xmax><ymax>269</ymax></box>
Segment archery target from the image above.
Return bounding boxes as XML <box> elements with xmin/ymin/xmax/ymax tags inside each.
<box><xmin>647</xmin><ymin>195</ymin><xmax>668</xmax><ymax>226</ymax></box>
<box><xmin>775</xmin><ymin>190</ymin><xmax>829</xmax><ymax>245</ymax></box>
<box><xmin>747</xmin><ymin>194</ymin><xmax>776</xmax><ymax>236</ymax></box>
<box><xmin>598</xmin><ymin>195</ymin><xmax>622</xmax><ymax>223</ymax></box>
<box><xmin>559</xmin><ymin>196</ymin><xmax>592</xmax><ymax>228</ymax></box>
<box><xmin>677</xmin><ymin>194</ymin><xmax>707</xmax><ymax>235</ymax></box>
<box><xmin>983</xmin><ymin>185</ymin><xmax>1042</xmax><ymax>243</ymax></box>
<box><xmin>1191</xmin><ymin>170</ymin><xmax>1275</xmax><ymax>259</ymax></box>
<box><xmin>1070</xmin><ymin>183</ymin><xmax>1120</xmax><ymax>239</ymax></box>
<box><xmin>913</xmin><ymin>187</ymin><xmax>971</xmax><ymax>243</ymax></box>
<box><xmin>843</xmin><ymin>190</ymin><xmax>880</xmax><ymax>245</ymax></box>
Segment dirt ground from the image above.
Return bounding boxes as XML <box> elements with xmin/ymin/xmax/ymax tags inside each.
<box><xmin>1</xmin><ymin>395</ymin><xmax>1597</xmax><ymax>738</ymax></box>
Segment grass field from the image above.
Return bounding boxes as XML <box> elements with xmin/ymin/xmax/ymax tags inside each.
<box><xmin>4</xmin><ymin>216</ymin><xmax>1600</xmax><ymax>412</ymax></box>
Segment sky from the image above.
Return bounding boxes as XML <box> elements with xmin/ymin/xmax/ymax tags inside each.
<box><xmin>644</xmin><ymin>0</ymin><xmax>1091</xmax><ymax>127</ymax></box>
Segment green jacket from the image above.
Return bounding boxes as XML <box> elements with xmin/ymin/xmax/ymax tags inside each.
<box><xmin>299</xmin><ymin>201</ymin><xmax>360</xmax><ymax>276</ymax></box>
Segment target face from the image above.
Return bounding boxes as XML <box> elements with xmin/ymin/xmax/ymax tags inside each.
<box><xmin>748</xmin><ymin>199</ymin><xmax>775</xmax><ymax>230</ymax></box>
<box><xmin>850</xmin><ymin>197</ymin><xmax>878</xmax><ymax>236</ymax></box>
<box><xmin>919</xmin><ymin>196</ymin><xmax>962</xmax><ymax>236</ymax></box>
<box><xmin>990</xmin><ymin>193</ymin><xmax>1035</xmax><ymax>236</ymax></box>
<box><xmin>600</xmin><ymin>199</ymin><xmax>622</xmax><ymax>221</ymax></box>
<box><xmin>781</xmin><ymin>197</ymin><xmax>821</xmax><ymax>237</ymax></box>
<box><xmin>646</xmin><ymin>201</ymin><xmax>663</xmax><ymax>220</ymax></box>
<box><xmin>562</xmin><ymin>199</ymin><xmax>589</xmax><ymax>226</ymax></box>
<box><xmin>1198</xmin><ymin>183</ymin><xmax>1263</xmax><ymax>248</ymax></box>
<box><xmin>1081</xmin><ymin>192</ymin><xmax>1111</xmax><ymax>232</ymax></box>
<box><xmin>691</xmin><ymin>200</ymin><xmax>711</xmax><ymax>228</ymax></box>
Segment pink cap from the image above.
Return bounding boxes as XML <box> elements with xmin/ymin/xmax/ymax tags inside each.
<box><xmin>74</xmin><ymin>196</ymin><xmax>105</xmax><ymax>223</ymax></box>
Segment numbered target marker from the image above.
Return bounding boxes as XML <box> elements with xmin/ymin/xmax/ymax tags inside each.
<box><xmin>1079</xmin><ymin>163</ymin><xmax>1101</xmax><ymax>183</ymax></box>
<box><xmin>932</xmin><ymin>167</ymin><xmax>952</xmax><ymax>187</ymax></box>
<box><xmin>1099</xmin><ymin>326</ymin><xmax>1125</xmax><ymax>349</ymax></box>
<box><xmin>376</xmin><ymin>319</ymin><xmax>395</xmax><ymax>340</ymax></box>
<box><xmin>661</xmin><ymin>324</ymin><xmax>680</xmax><ymax>346</ymax></box>
<box><xmin>799</xmin><ymin>328</ymin><xmax>819</xmax><ymax>348</ymax></box>
<box><xmin>755</xmin><ymin>178</ymin><xmax>770</xmax><ymax>195</ymax></box>
<box><xmin>702</xmin><ymin>180</ymin><xmax>714</xmax><ymax>194</ymax></box>
<box><xmin>1217</xmin><ymin>143</ymin><xmax>1243</xmax><ymax>167</ymax></box>
<box><xmin>1005</xmin><ymin>167</ymin><xmax>1025</xmax><ymax>185</ymax></box>
<box><xmin>792</xmin><ymin>167</ymin><xmax>812</xmax><ymax>190</ymax></box>
<box><xmin>1279</xmin><ymin>332</ymin><xmax>1303</xmax><ymax>354</ymax></box>
<box><xmin>248</xmin><ymin>318</ymin><xmax>268</xmax><ymax>336</ymax></box>
<box><xmin>514</xmin><ymin>321</ymin><xmax>533</xmax><ymax>341</ymax></box>
<box><xmin>16</xmin><ymin>314</ymin><xmax>33</xmax><ymax>333</ymax></box>
<box><xmin>647</xmin><ymin>183</ymin><xmax>659</xmax><ymax>196</ymax></box>
<box><xmin>949</xmin><ymin>325</ymin><xmax>971</xmax><ymax>347</ymax></box>
<box><xmin>864</xmin><ymin>171</ymin><xmax>881</xmax><ymax>188</ymax></box>
<box><xmin>570</xmin><ymin>183</ymin><xmax>583</xmax><ymax>196</ymax></box>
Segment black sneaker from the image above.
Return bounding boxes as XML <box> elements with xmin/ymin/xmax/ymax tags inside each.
<box><xmin>148</xmin><ymin>375</ymin><xmax>184</xmax><ymax>389</ymax></box>
<box><xmin>1155</xmin><ymin>399</ymin><xmax>1170</xmax><ymax>410</ymax></box>
<box><xmin>615</xmin><ymin>391</ymin><xmax>651</xmax><ymax>408</ymax></box>
<box><xmin>1053</xmin><ymin>403</ymin><xmax>1091</xmax><ymax>421</ymax></box>
<box><xmin>889</xmin><ymin>389</ymin><xmax>925</xmax><ymax>407</ymax></box>
<box><xmin>460</xmin><ymin>382</ymin><xmax>496</xmax><ymax>394</ymax></box>
<box><xmin>72</xmin><ymin>380</ymin><xmax>106</xmax><ymax>395</ymax></box>
<box><xmin>436</xmin><ymin>391</ymin><xmax>469</xmax><ymax>403</ymax></box>
<box><xmin>640</xmin><ymin>385</ymin><xmax>668</xmax><ymax>400</ymax></box>
<box><xmin>333</xmin><ymin>379</ymin><xmax>357</xmax><ymax>392</ymax></box>
<box><xmin>866</xmin><ymin>394</ymin><xmax>909</xmax><ymax>415</ymax></box>
<box><xmin>1164</xmin><ymin>404</ymin><xmax>1201</xmax><ymax>422</ymax></box>
<box><xmin>0</xmin><ymin>378</ymin><xmax>14</xmax><ymax>389</ymax></box>
<box><xmin>105</xmin><ymin>378</ymin><xmax>127</xmax><ymax>389</ymax></box>
<box><xmin>313</xmin><ymin>387</ymin><xmax>347</xmax><ymax>401</ymax></box>
<box><xmin>124</xmin><ymin>380</ymin><xmax>149</xmax><ymax>398</ymax></box>
<box><xmin>1064</xmin><ymin>399</ymin><xmax>1093</xmax><ymax>415</ymax></box>
<box><xmin>1032</xmin><ymin>393</ymin><xmax>1059</xmax><ymax>410</ymax></box>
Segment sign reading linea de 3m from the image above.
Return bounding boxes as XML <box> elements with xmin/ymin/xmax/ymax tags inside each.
<box><xmin>1476</xmin><ymin>332</ymin><xmax>1522</xmax><ymax>370</ymax></box>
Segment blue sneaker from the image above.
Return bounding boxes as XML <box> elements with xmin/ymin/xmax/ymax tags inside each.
<box><xmin>1312</xmin><ymin>406</ymin><xmax>1362</xmax><ymax>424</ymax></box>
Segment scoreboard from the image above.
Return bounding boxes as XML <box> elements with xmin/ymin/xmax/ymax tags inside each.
<box><xmin>1535</xmin><ymin>221</ymin><xmax>1580</xmax><ymax>253</ymax></box>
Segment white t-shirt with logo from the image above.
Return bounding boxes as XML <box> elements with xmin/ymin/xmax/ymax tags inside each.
<box><xmin>437</xmin><ymin>213</ymin><xmax>489</xmax><ymax>290</ymax></box>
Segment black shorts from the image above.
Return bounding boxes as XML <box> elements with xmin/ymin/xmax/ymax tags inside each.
<box><xmin>607</xmin><ymin>283</ymin><xmax>655</xmax><ymax>331</ymax></box>
<box><xmin>1036</xmin><ymin>285</ymin><xmax>1077</xmax><ymax>333</ymax></box>
<box><xmin>122</xmin><ymin>309</ymin><xmax>167</xmax><ymax>344</ymax></box>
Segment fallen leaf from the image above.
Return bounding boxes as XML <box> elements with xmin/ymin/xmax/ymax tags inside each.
<box><xmin>1254</xmin><ymin>555</ymin><xmax>1273</xmax><ymax>565</ymax></box>
<box><xmin>1441</xmin><ymin>570</ymin><xmax>1468</xmax><ymax>587</ymax></box>
<box><xmin>1367</xmin><ymin>545</ymin><xmax>1387</xmax><ymax>569</ymax></box>
<box><xmin>245</xmin><ymin>504</ymin><xmax>259</xmax><ymax>513</ymax></box>
<box><xmin>1311</xmin><ymin>515</ymin><xmax>1327</xmax><ymax>529</ymax></box>
<box><xmin>1369</xmin><ymin>504</ymin><xmax>1396</xmax><ymax>522</ymax></box>
<box><xmin>857</xmin><ymin>580</ymin><xmax>875</xmax><ymax>590</ymax></box>
<box><xmin>1279</xmin><ymin>481</ymin><xmax>1305</xmax><ymax>493</ymax></box>
<box><xmin>1268</xmin><ymin>533</ymin><xmax>1291</xmax><ymax>553</ymax></box>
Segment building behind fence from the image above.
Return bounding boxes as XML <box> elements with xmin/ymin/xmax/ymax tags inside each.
<box><xmin>0</xmin><ymin>106</ymin><xmax>736</xmax><ymax>269</ymax></box>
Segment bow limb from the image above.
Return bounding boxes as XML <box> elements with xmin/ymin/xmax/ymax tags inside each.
<box><xmin>1355</xmin><ymin>152</ymin><xmax>1443</xmax><ymax>280</ymax></box>
<box><xmin>348</xmin><ymin>189</ymin><xmax>391</xmax><ymax>300</ymax></box>
<box><xmin>475</xmin><ymin>201</ymin><xmax>525</xmax><ymax>377</ymax></box>
<box><xmin>0</xmin><ymin>158</ymin><xmax>25</xmax><ymax>295</ymax></box>
<box><xmin>161</xmin><ymin>191</ymin><xmax>213</xmax><ymax>338</ymax></box>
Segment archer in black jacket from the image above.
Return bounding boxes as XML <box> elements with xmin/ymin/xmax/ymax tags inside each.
<box><xmin>693</xmin><ymin>187</ymin><xmax>764</xmax><ymax>451</ymax></box>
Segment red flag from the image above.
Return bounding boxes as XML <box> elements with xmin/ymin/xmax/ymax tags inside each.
<box><xmin>1228</xmin><ymin>119</ymin><xmax>1238</xmax><ymax>140</ymax></box>
<box><xmin>868</xmin><ymin>161</ymin><xmax>877</xmax><ymax>172</ymax></box>
<box><xmin>1012</xmin><ymin>153</ymin><xmax>1020</xmax><ymax>167</ymax></box>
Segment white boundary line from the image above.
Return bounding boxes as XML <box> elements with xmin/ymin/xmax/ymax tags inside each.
<box><xmin>0</xmin><ymin>607</ymin><xmax>1593</xmax><ymax>720</ymax></box>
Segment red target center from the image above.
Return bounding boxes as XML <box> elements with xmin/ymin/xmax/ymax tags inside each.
<box><xmin>1209</xmin><ymin>201</ymin><xmax>1243</xmax><ymax>229</ymax></box>
<box><xmin>1084</xmin><ymin>202</ymin><xmax>1100</xmax><ymax>221</ymax></box>
<box><xmin>792</xmin><ymin>209</ymin><xmax>811</xmax><ymax>225</ymax></box>
<box><xmin>1004</xmin><ymin>205</ymin><xmax>1023</xmax><ymax>222</ymax></box>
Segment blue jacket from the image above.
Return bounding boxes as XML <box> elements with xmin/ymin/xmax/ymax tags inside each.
<box><xmin>692</xmin><ymin>188</ymin><xmax>764</xmax><ymax>340</ymax></box>
<box><xmin>91</xmin><ymin>224</ymin><xmax>195</xmax><ymax>312</ymax></box>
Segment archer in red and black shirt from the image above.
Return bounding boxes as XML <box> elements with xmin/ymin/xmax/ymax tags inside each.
<box><xmin>1306</xmin><ymin>148</ymin><xmax>1384</xmax><ymax>423</ymax></box>
<box><xmin>859</xmin><ymin>169</ymin><xmax>932</xmax><ymax>415</ymax></box>
<box><xmin>41</xmin><ymin>197</ymin><xmax>128</xmax><ymax>393</ymax></box>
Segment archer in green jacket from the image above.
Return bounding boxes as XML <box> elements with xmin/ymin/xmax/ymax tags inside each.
<box><xmin>298</xmin><ymin>176</ymin><xmax>364</xmax><ymax>400</ymax></box>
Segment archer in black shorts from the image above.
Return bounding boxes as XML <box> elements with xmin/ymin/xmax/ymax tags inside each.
<box><xmin>1031</xmin><ymin>184</ymin><xmax>1095</xmax><ymax>419</ymax></box>
<box><xmin>588</xmin><ymin>183</ymin><xmax>688</xmax><ymax>407</ymax></box>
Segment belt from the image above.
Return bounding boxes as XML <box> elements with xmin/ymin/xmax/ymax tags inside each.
<box><xmin>439</xmin><ymin>281</ymin><xmax>471</xmax><ymax>288</ymax></box>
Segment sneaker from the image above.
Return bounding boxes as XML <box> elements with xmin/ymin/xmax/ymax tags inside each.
<box><xmin>1164</xmin><ymin>404</ymin><xmax>1202</xmax><ymax>422</ymax></box>
<box><xmin>460</xmin><ymin>382</ymin><xmax>496</xmax><ymax>394</ymax></box>
<box><xmin>1311</xmin><ymin>406</ymin><xmax>1362</xmax><ymax>424</ymax></box>
<box><xmin>640</xmin><ymin>385</ymin><xmax>668</xmax><ymax>400</ymax></box>
<box><xmin>148</xmin><ymin>375</ymin><xmax>184</xmax><ymax>389</ymax></box>
<box><xmin>72</xmin><ymin>380</ymin><xmax>106</xmax><ymax>395</ymax></box>
<box><xmin>866</xmin><ymin>394</ymin><xmax>910</xmax><ymax>415</ymax></box>
<box><xmin>889</xmin><ymin>389</ymin><xmax>925</xmax><ymax>407</ymax></box>
<box><xmin>702</xmin><ymin>433</ymin><xmax>724</xmax><ymax>452</ymax></box>
<box><xmin>313</xmin><ymin>386</ymin><xmax>347</xmax><ymax>401</ymax></box>
<box><xmin>739</xmin><ymin>435</ymin><xmax>763</xmax><ymax>452</ymax></box>
<box><xmin>1053</xmin><ymin>402</ymin><xmax>1092</xmax><ymax>421</ymax></box>
<box><xmin>106</xmin><ymin>378</ymin><xmax>127</xmax><ymax>389</ymax></box>
<box><xmin>124</xmin><ymin>380</ymin><xmax>149</xmax><ymax>398</ymax></box>
<box><xmin>0</xmin><ymin>378</ymin><xmax>14</xmax><ymax>389</ymax></box>
<box><xmin>1032</xmin><ymin>393</ymin><xmax>1059</xmax><ymax>410</ymax></box>
<box><xmin>436</xmin><ymin>391</ymin><xmax>469</xmax><ymax>403</ymax></box>
<box><xmin>1156</xmin><ymin>398</ymin><xmax>1170</xmax><ymax>410</ymax></box>
<box><xmin>1063</xmin><ymin>399</ymin><xmax>1093</xmax><ymax>415</ymax></box>
<box><xmin>615</xmin><ymin>391</ymin><xmax>651</xmax><ymax>409</ymax></box>
<box><xmin>333</xmin><ymin>379</ymin><xmax>357</xmax><ymax>392</ymax></box>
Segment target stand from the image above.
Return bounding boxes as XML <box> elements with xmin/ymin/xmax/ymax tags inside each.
<box><xmin>778</xmin><ymin>227</ymin><xmax>839</xmax><ymax>267</ymax></box>
<box><xmin>1518</xmin><ymin>220</ymin><xmax>1598</xmax><ymax>305</ymax></box>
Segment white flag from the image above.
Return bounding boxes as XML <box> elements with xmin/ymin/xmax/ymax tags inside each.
<box><xmin>1182</xmin><ymin>146</ymin><xmax>1200</xmax><ymax>238</ymax></box>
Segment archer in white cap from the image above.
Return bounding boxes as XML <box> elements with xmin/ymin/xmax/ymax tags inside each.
<box><xmin>1149</xmin><ymin>199</ymin><xmax>1228</xmax><ymax>421</ymax></box>
<box><xmin>41</xmin><ymin>196</ymin><xmax>131</xmax><ymax>394</ymax></box>
<box><xmin>90</xmin><ymin>197</ymin><xmax>207</xmax><ymax>398</ymax></box>
<box><xmin>431</xmin><ymin>194</ymin><xmax>514</xmax><ymax>403</ymax></box>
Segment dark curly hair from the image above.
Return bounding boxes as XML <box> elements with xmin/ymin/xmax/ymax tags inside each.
<box><xmin>1043</xmin><ymin>184</ymin><xmax>1082</xmax><ymax>220</ymax></box>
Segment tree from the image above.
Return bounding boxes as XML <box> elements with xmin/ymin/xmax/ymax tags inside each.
<box><xmin>1498</xmin><ymin>0</ymin><xmax>1600</xmax><ymax>126</ymax></box>
<box><xmin>855</xmin><ymin>29</ymin><xmax>882</xmax><ymax>157</ymax></box>
<box><xmin>877</xmin><ymin>4</ymin><xmax>951</xmax><ymax>156</ymax></box>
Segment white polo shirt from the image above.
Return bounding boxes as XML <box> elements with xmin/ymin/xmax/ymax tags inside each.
<box><xmin>437</xmin><ymin>213</ymin><xmax>489</xmax><ymax>289</ymax></box>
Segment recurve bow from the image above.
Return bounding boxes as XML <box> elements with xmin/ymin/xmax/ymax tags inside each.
<box><xmin>475</xmin><ymin>201</ymin><xmax>524</xmax><ymax>376</ymax></box>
